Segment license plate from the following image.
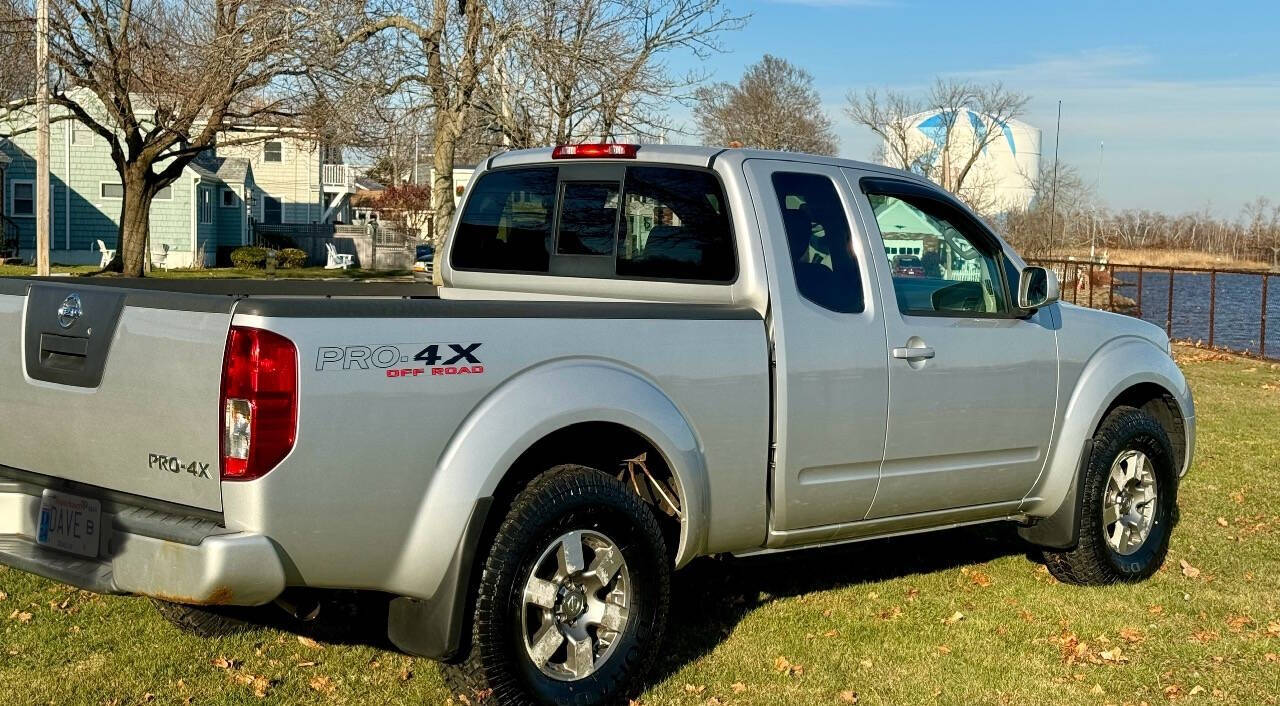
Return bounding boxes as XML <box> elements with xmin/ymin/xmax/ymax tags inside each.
<box><xmin>36</xmin><ymin>490</ymin><xmax>102</xmax><ymax>558</ymax></box>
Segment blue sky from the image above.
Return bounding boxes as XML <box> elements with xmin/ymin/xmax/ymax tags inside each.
<box><xmin>666</xmin><ymin>0</ymin><xmax>1280</xmax><ymax>215</ymax></box>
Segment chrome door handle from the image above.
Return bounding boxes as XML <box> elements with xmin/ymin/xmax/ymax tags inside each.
<box><xmin>891</xmin><ymin>346</ymin><xmax>935</xmax><ymax>360</ymax></box>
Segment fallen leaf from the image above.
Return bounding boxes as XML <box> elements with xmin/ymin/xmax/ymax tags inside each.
<box><xmin>822</xmin><ymin>629</ymin><xmax>839</xmax><ymax>638</ymax></box>
<box><xmin>684</xmin><ymin>683</ymin><xmax>707</xmax><ymax>694</ymax></box>
<box><xmin>1099</xmin><ymin>646</ymin><xmax>1129</xmax><ymax>664</ymax></box>
<box><xmin>308</xmin><ymin>675</ymin><xmax>336</xmax><ymax>696</ymax></box>
<box><xmin>1179</xmin><ymin>559</ymin><xmax>1201</xmax><ymax>579</ymax></box>
<box><xmin>730</xmin><ymin>682</ymin><xmax>746</xmax><ymax>694</ymax></box>
<box><xmin>1150</xmin><ymin>605</ymin><xmax>1165</xmax><ymax>614</ymax></box>
<box><xmin>943</xmin><ymin>611</ymin><xmax>965</xmax><ymax>625</ymax></box>
<box><xmin>211</xmin><ymin>656</ymin><xmax>238</xmax><ymax>670</ymax></box>
<box><xmin>1164</xmin><ymin>684</ymin><xmax>1183</xmax><ymax>700</ymax></box>
<box><xmin>706</xmin><ymin>697</ymin><xmax>723</xmax><ymax>706</ymax></box>
<box><xmin>1264</xmin><ymin>653</ymin><xmax>1278</xmax><ymax>663</ymax></box>
<box><xmin>1189</xmin><ymin>685</ymin><xmax>1205</xmax><ymax>696</ymax></box>
<box><xmin>936</xmin><ymin>645</ymin><xmax>951</xmax><ymax>654</ymax></box>
<box><xmin>0</xmin><ymin>591</ymin><xmax>7</xmax><ymax>601</ymax></box>
<box><xmin>1226</xmin><ymin>615</ymin><xmax>1253</xmax><ymax>632</ymax></box>
<box><xmin>297</xmin><ymin>636</ymin><xmax>323</xmax><ymax>649</ymax></box>
<box><xmin>296</xmin><ymin>661</ymin><xmax>317</xmax><ymax>668</ymax></box>
<box><xmin>11</xmin><ymin>610</ymin><xmax>31</xmax><ymax>623</ymax></box>
<box><xmin>1267</xmin><ymin>622</ymin><xmax>1280</xmax><ymax>638</ymax></box>
<box><xmin>839</xmin><ymin>690</ymin><xmax>858</xmax><ymax>703</ymax></box>
<box><xmin>858</xmin><ymin>658</ymin><xmax>873</xmax><ymax>669</ymax></box>
<box><xmin>970</xmin><ymin>571</ymin><xmax>992</xmax><ymax>588</ymax></box>
<box><xmin>1091</xmin><ymin>685</ymin><xmax>1105</xmax><ymax>695</ymax></box>
<box><xmin>1216</xmin><ymin>517</ymin><xmax>1230</xmax><ymax>527</ymax></box>
<box><xmin>1119</xmin><ymin>627</ymin><xmax>1145</xmax><ymax>644</ymax></box>
<box><xmin>1190</xmin><ymin>630</ymin><xmax>1219</xmax><ymax>644</ymax></box>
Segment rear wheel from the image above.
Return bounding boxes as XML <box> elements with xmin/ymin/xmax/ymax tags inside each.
<box><xmin>441</xmin><ymin>465</ymin><xmax>669</xmax><ymax>706</ymax></box>
<box><xmin>1043</xmin><ymin>406</ymin><xmax>1178</xmax><ymax>584</ymax></box>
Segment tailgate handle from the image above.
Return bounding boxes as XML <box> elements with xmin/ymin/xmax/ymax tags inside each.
<box><xmin>39</xmin><ymin>333</ymin><xmax>89</xmax><ymax>372</ymax></box>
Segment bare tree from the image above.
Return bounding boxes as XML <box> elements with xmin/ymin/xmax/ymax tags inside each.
<box><xmin>343</xmin><ymin>0</ymin><xmax>526</xmax><ymax>247</ymax></box>
<box><xmin>694</xmin><ymin>54</ymin><xmax>838</xmax><ymax>155</ymax></box>
<box><xmin>847</xmin><ymin>78</ymin><xmax>1029</xmax><ymax>207</ymax></box>
<box><xmin>0</xmin><ymin>0</ymin><xmax>374</xmax><ymax>276</ymax></box>
<box><xmin>477</xmin><ymin>0</ymin><xmax>744</xmax><ymax>148</ymax></box>
<box><xmin>0</xmin><ymin>0</ymin><xmax>31</xmax><ymax>102</ymax></box>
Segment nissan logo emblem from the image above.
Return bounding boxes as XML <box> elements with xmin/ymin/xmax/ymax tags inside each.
<box><xmin>57</xmin><ymin>293</ymin><xmax>83</xmax><ymax>329</ymax></box>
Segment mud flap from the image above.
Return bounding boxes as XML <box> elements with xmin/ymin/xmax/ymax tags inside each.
<box><xmin>387</xmin><ymin>497</ymin><xmax>492</xmax><ymax>660</ymax></box>
<box><xmin>1018</xmin><ymin>440</ymin><xmax>1093</xmax><ymax>550</ymax></box>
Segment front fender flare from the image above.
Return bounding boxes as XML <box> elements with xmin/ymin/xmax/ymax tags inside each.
<box><xmin>1019</xmin><ymin>336</ymin><xmax>1193</xmax><ymax>549</ymax></box>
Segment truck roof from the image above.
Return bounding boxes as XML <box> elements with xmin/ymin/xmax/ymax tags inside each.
<box><xmin>485</xmin><ymin>144</ymin><xmax>927</xmax><ymax>184</ymax></box>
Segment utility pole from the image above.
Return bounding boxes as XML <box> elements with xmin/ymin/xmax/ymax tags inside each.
<box><xmin>1048</xmin><ymin>100</ymin><xmax>1062</xmax><ymax>259</ymax></box>
<box><xmin>35</xmin><ymin>0</ymin><xmax>50</xmax><ymax>276</ymax></box>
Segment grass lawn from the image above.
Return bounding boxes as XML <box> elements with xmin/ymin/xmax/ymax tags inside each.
<box><xmin>2</xmin><ymin>345</ymin><xmax>1278</xmax><ymax>704</ymax></box>
<box><xmin>0</xmin><ymin>265</ymin><xmax>409</xmax><ymax>280</ymax></box>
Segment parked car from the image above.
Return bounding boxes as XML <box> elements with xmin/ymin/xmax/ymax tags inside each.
<box><xmin>891</xmin><ymin>253</ymin><xmax>926</xmax><ymax>277</ymax></box>
<box><xmin>0</xmin><ymin>144</ymin><xmax>1194</xmax><ymax>706</ymax></box>
<box><xmin>413</xmin><ymin>243</ymin><xmax>434</xmax><ymax>281</ymax></box>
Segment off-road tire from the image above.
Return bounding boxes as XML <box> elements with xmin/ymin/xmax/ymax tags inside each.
<box><xmin>1043</xmin><ymin>406</ymin><xmax>1178</xmax><ymax>585</ymax></box>
<box><xmin>441</xmin><ymin>465</ymin><xmax>670</xmax><ymax>706</ymax></box>
<box><xmin>151</xmin><ymin>599</ymin><xmax>262</xmax><ymax>638</ymax></box>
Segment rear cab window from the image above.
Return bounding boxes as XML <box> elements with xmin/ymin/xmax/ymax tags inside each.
<box><xmin>451</xmin><ymin>164</ymin><xmax>736</xmax><ymax>283</ymax></box>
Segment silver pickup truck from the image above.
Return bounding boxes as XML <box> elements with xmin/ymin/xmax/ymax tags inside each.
<box><xmin>0</xmin><ymin>145</ymin><xmax>1193</xmax><ymax>705</ymax></box>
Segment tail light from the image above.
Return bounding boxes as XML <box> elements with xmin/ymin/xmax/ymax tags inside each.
<box><xmin>220</xmin><ymin>326</ymin><xmax>298</xmax><ymax>481</ymax></box>
<box><xmin>551</xmin><ymin>143</ymin><xmax>639</xmax><ymax>159</ymax></box>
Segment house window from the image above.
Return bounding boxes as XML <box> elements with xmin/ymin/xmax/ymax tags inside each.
<box><xmin>9</xmin><ymin>180</ymin><xmax>34</xmax><ymax>217</ymax></box>
<box><xmin>263</xmin><ymin>142</ymin><xmax>282</xmax><ymax>163</ymax></box>
<box><xmin>262</xmin><ymin>196</ymin><xmax>282</xmax><ymax>225</ymax></box>
<box><xmin>221</xmin><ymin>189</ymin><xmax>236</xmax><ymax>207</ymax></box>
<box><xmin>199</xmin><ymin>187</ymin><xmax>213</xmax><ymax>224</ymax></box>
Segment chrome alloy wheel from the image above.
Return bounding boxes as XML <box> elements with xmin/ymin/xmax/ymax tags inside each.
<box><xmin>1103</xmin><ymin>449</ymin><xmax>1159</xmax><ymax>555</ymax></box>
<box><xmin>521</xmin><ymin>530</ymin><xmax>631</xmax><ymax>681</ymax></box>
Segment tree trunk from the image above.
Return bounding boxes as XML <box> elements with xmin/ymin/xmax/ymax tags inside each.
<box><xmin>117</xmin><ymin>171</ymin><xmax>154</xmax><ymax>277</ymax></box>
<box><xmin>429</xmin><ymin>121</ymin><xmax>458</xmax><ymax>287</ymax></box>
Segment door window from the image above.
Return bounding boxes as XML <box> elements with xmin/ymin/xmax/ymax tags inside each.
<box><xmin>771</xmin><ymin>172</ymin><xmax>864</xmax><ymax>314</ymax></box>
<box><xmin>865</xmin><ymin>192</ymin><xmax>1008</xmax><ymax>316</ymax></box>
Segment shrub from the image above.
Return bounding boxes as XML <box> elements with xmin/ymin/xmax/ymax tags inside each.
<box><xmin>230</xmin><ymin>246</ymin><xmax>271</xmax><ymax>269</ymax></box>
<box><xmin>277</xmin><ymin>248</ymin><xmax>308</xmax><ymax>269</ymax></box>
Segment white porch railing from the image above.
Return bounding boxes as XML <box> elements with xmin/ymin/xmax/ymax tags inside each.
<box><xmin>321</xmin><ymin>164</ymin><xmax>356</xmax><ymax>193</ymax></box>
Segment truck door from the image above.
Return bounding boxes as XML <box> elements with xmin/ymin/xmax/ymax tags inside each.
<box><xmin>744</xmin><ymin>160</ymin><xmax>889</xmax><ymax>531</ymax></box>
<box><xmin>848</xmin><ymin>173</ymin><xmax>1058</xmax><ymax>519</ymax></box>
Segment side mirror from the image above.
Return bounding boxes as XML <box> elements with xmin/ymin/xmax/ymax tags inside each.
<box><xmin>1018</xmin><ymin>266</ymin><xmax>1060</xmax><ymax>310</ymax></box>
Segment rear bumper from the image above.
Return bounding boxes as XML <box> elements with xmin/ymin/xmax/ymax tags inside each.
<box><xmin>0</xmin><ymin>477</ymin><xmax>285</xmax><ymax>606</ymax></box>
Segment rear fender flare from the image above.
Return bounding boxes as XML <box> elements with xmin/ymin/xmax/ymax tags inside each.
<box><xmin>391</xmin><ymin>358</ymin><xmax>709</xmax><ymax>597</ymax></box>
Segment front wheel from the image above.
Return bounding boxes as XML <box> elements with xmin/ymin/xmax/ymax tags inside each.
<box><xmin>441</xmin><ymin>465</ymin><xmax>670</xmax><ymax>706</ymax></box>
<box><xmin>1043</xmin><ymin>406</ymin><xmax>1178</xmax><ymax>584</ymax></box>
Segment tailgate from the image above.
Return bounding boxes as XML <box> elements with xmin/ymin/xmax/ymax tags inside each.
<box><xmin>0</xmin><ymin>281</ymin><xmax>234</xmax><ymax>511</ymax></box>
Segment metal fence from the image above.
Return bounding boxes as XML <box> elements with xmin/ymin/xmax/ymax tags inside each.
<box><xmin>1031</xmin><ymin>258</ymin><xmax>1277</xmax><ymax>359</ymax></box>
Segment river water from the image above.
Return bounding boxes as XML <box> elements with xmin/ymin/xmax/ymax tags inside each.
<box><xmin>1102</xmin><ymin>268</ymin><xmax>1279</xmax><ymax>358</ymax></box>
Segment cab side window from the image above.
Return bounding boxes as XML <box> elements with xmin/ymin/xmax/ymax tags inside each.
<box><xmin>771</xmin><ymin>172</ymin><xmax>864</xmax><ymax>314</ymax></box>
<box><xmin>866</xmin><ymin>192</ymin><xmax>1008</xmax><ymax>316</ymax></box>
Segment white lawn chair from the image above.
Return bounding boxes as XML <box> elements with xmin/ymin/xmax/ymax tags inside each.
<box><xmin>325</xmin><ymin>242</ymin><xmax>354</xmax><ymax>270</ymax></box>
<box><xmin>152</xmin><ymin>243</ymin><xmax>170</xmax><ymax>270</ymax></box>
<box><xmin>96</xmin><ymin>239</ymin><xmax>115</xmax><ymax>268</ymax></box>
